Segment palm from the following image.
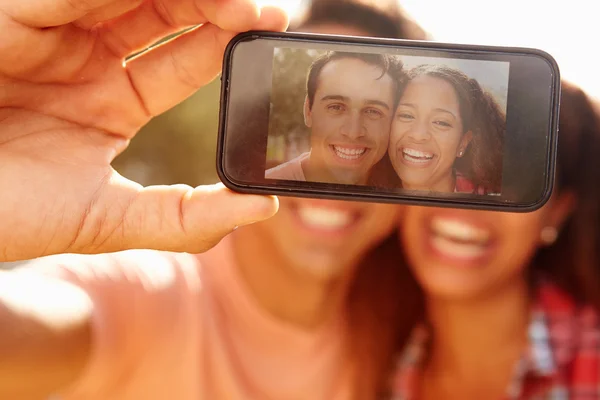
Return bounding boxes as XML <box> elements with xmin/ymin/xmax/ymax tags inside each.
<box><xmin>0</xmin><ymin>0</ymin><xmax>287</xmax><ymax>261</ymax></box>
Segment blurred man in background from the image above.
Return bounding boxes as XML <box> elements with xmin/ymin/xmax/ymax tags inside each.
<box><xmin>0</xmin><ymin>1</ymin><xmax>428</xmax><ymax>399</ymax></box>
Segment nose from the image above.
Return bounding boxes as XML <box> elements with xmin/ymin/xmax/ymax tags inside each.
<box><xmin>340</xmin><ymin>111</ymin><xmax>365</xmax><ymax>139</ymax></box>
<box><xmin>406</xmin><ymin>119</ymin><xmax>430</xmax><ymax>142</ymax></box>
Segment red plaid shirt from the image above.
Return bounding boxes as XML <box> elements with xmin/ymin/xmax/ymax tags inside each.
<box><xmin>390</xmin><ymin>283</ymin><xmax>600</xmax><ymax>399</ymax></box>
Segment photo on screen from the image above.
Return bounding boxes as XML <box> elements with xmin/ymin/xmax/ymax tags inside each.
<box><xmin>264</xmin><ymin>47</ymin><xmax>509</xmax><ymax>195</ymax></box>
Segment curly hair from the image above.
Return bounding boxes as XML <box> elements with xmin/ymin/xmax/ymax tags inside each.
<box><xmin>400</xmin><ymin>64</ymin><xmax>506</xmax><ymax>193</ymax></box>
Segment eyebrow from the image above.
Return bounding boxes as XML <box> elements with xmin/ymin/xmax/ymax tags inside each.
<box><xmin>320</xmin><ymin>95</ymin><xmax>390</xmax><ymax>110</ymax></box>
<box><xmin>398</xmin><ymin>103</ymin><xmax>457</xmax><ymax>118</ymax></box>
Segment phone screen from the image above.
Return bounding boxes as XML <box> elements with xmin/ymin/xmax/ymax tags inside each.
<box><xmin>219</xmin><ymin>33</ymin><xmax>560</xmax><ymax>211</ymax></box>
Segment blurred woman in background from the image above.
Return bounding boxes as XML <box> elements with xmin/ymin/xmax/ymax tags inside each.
<box><xmin>351</xmin><ymin>81</ymin><xmax>600</xmax><ymax>399</ymax></box>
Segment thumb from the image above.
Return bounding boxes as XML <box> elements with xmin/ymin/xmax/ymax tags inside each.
<box><xmin>80</xmin><ymin>177</ymin><xmax>278</xmax><ymax>254</ymax></box>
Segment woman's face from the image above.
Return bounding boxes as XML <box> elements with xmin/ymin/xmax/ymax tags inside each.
<box><xmin>389</xmin><ymin>75</ymin><xmax>472</xmax><ymax>192</ymax></box>
<box><xmin>399</xmin><ymin>197</ymin><xmax>572</xmax><ymax>301</ymax></box>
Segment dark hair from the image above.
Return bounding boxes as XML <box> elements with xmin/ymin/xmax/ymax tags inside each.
<box><xmin>354</xmin><ymin>81</ymin><xmax>600</xmax><ymax>398</ymax></box>
<box><xmin>533</xmin><ymin>81</ymin><xmax>600</xmax><ymax>308</ymax></box>
<box><xmin>346</xmin><ymin>231</ymin><xmax>424</xmax><ymax>400</ymax></box>
<box><xmin>290</xmin><ymin>0</ymin><xmax>429</xmax><ymax>40</ymax></box>
<box><xmin>398</xmin><ymin>64</ymin><xmax>506</xmax><ymax>192</ymax></box>
<box><xmin>305</xmin><ymin>51</ymin><xmax>405</xmax><ymax>110</ymax></box>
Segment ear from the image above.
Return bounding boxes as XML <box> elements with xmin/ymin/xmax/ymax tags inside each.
<box><xmin>456</xmin><ymin>131</ymin><xmax>473</xmax><ymax>157</ymax></box>
<box><xmin>303</xmin><ymin>96</ymin><xmax>313</xmax><ymax>128</ymax></box>
<box><xmin>547</xmin><ymin>190</ymin><xmax>577</xmax><ymax>232</ymax></box>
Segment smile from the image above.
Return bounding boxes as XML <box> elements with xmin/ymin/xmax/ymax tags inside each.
<box><xmin>290</xmin><ymin>203</ymin><xmax>363</xmax><ymax>239</ymax></box>
<box><xmin>429</xmin><ymin>216</ymin><xmax>492</xmax><ymax>261</ymax></box>
<box><xmin>297</xmin><ymin>205</ymin><xmax>354</xmax><ymax>230</ymax></box>
<box><xmin>331</xmin><ymin>145</ymin><xmax>368</xmax><ymax>161</ymax></box>
<box><xmin>402</xmin><ymin>147</ymin><xmax>434</xmax><ymax>163</ymax></box>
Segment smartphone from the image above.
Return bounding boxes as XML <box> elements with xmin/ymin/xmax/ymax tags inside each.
<box><xmin>216</xmin><ymin>31</ymin><xmax>560</xmax><ymax>212</ymax></box>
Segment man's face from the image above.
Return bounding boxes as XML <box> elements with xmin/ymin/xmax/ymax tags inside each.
<box><xmin>249</xmin><ymin>198</ymin><xmax>400</xmax><ymax>282</ymax></box>
<box><xmin>304</xmin><ymin>57</ymin><xmax>395</xmax><ymax>184</ymax></box>
<box><xmin>235</xmin><ymin>25</ymin><xmax>401</xmax><ymax>287</ymax></box>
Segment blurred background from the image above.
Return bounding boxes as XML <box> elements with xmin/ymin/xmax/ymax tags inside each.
<box><xmin>112</xmin><ymin>0</ymin><xmax>599</xmax><ymax>189</ymax></box>
<box><xmin>1</xmin><ymin>0</ymin><xmax>598</xmax><ymax>268</ymax></box>
<box><xmin>112</xmin><ymin>0</ymin><xmax>600</xmax><ymax>189</ymax></box>
<box><xmin>266</xmin><ymin>48</ymin><xmax>324</xmax><ymax>169</ymax></box>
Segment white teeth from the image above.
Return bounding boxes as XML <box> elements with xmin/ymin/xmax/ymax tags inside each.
<box><xmin>431</xmin><ymin>235</ymin><xmax>487</xmax><ymax>259</ymax></box>
<box><xmin>402</xmin><ymin>148</ymin><xmax>434</xmax><ymax>162</ymax></box>
<box><xmin>335</xmin><ymin>146</ymin><xmax>366</xmax><ymax>156</ymax></box>
<box><xmin>404</xmin><ymin>148</ymin><xmax>432</xmax><ymax>158</ymax></box>
<box><xmin>431</xmin><ymin>217</ymin><xmax>490</xmax><ymax>244</ymax></box>
<box><xmin>297</xmin><ymin>206</ymin><xmax>353</xmax><ymax>230</ymax></box>
<box><xmin>333</xmin><ymin>146</ymin><xmax>366</xmax><ymax>160</ymax></box>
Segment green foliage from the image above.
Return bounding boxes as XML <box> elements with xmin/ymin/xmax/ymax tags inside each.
<box><xmin>112</xmin><ymin>78</ymin><xmax>222</xmax><ymax>186</ymax></box>
<box><xmin>267</xmin><ymin>48</ymin><xmax>324</xmax><ymax>165</ymax></box>
<box><xmin>112</xmin><ymin>48</ymin><xmax>325</xmax><ymax>185</ymax></box>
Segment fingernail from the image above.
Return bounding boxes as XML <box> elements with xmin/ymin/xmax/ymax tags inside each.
<box><xmin>246</xmin><ymin>195</ymin><xmax>279</xmax><ymax>216</ymax></box>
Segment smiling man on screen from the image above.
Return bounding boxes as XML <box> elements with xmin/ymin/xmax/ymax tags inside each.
<box><xmin>266</xmin><ymin>51</ymin><xmax>403</xmax><ymax>185</ymax></box>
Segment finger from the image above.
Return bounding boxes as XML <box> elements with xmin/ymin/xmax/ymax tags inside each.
<box><xmin>0</xmin><ymin>0</ymin><xmax>260</xmax><ymax>29</ymax></box>
<box><xmin>74</xmin><ymin>0</ymin><xmax>143</xmax><ymax>29</ymax></box>
<box><xmin>0</xmin><ymin>0</ymin><xmax>118</xmax><ymax>28</ymax></box>
<box><xmin>125</xmin><ymin>5</ymin><xmax>289</xmax><ymax>116</ymax></box>
<box><xmin>0</xmin><ymin>0</ymin><xmax>268</xmax><ymax>83</ymax></box>
<box><xmin>0</xmin><ymin>16</ymin><xmax>98</xmax><ymax>81</ymax></box>
<box><xmin>97</xmin><ymin>0</ymin><xmax>261</xmax><ymax>58</ymax></box>
<box><xmin>195</xmin><ymin>0</ymin><xmax>263</xmax><ymax>32</ymax></box>
<box><xmin>78</xmin><ymin>178</ymin><xmax>279</xmax><ymax>254</ymax></box>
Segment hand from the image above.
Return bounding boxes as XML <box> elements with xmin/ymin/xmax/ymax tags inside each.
<box><xmin>0</xmin><ymin>0</ymin><xmax>288</xmax><ymax>262</ymax></box>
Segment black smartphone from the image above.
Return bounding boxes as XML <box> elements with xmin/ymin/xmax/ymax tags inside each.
<box><xmin>217</xmin><ymin>31</ymin><xmax>560</xmax><ymax>212</ymax></box>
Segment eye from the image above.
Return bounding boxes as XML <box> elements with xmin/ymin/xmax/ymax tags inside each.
<box><xmin>326</xmin><ymin>103</ymin><xmax>345</xmax><ymax>113</ymax></box>
<box><xmin>396</xmin><ymin>112</ymin><xmax>414</xmax><ymax>121</ymax></box>
<box><xmin>364</xmin><ymin>108</ymin><xmax>384</xmax><ymax>119</ymax></box>
<box><xmin>433</xmin><ymin>120</ymin><xmax>452</xmax><ymax>128</ymax></box>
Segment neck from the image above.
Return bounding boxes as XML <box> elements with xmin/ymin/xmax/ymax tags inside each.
<box><xmin>230</xmin><ymin>226</ymin><xmax>349</xmax><ymax>330</ymax></box>
<box><xmin>302</xmin><ymin>154</ymin><xmax>367</xmax><ymax>185</ymax></box>
<box><xmin>424</xmin><ymin>279</ymin><xmax>530</xmax><ymax>391</ymax></box>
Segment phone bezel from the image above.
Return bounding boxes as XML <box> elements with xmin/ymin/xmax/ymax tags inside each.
<box><xmin>217</xmin><ymin>31</ymin><xmax>561</xmax><ymax>212</ymax></box>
